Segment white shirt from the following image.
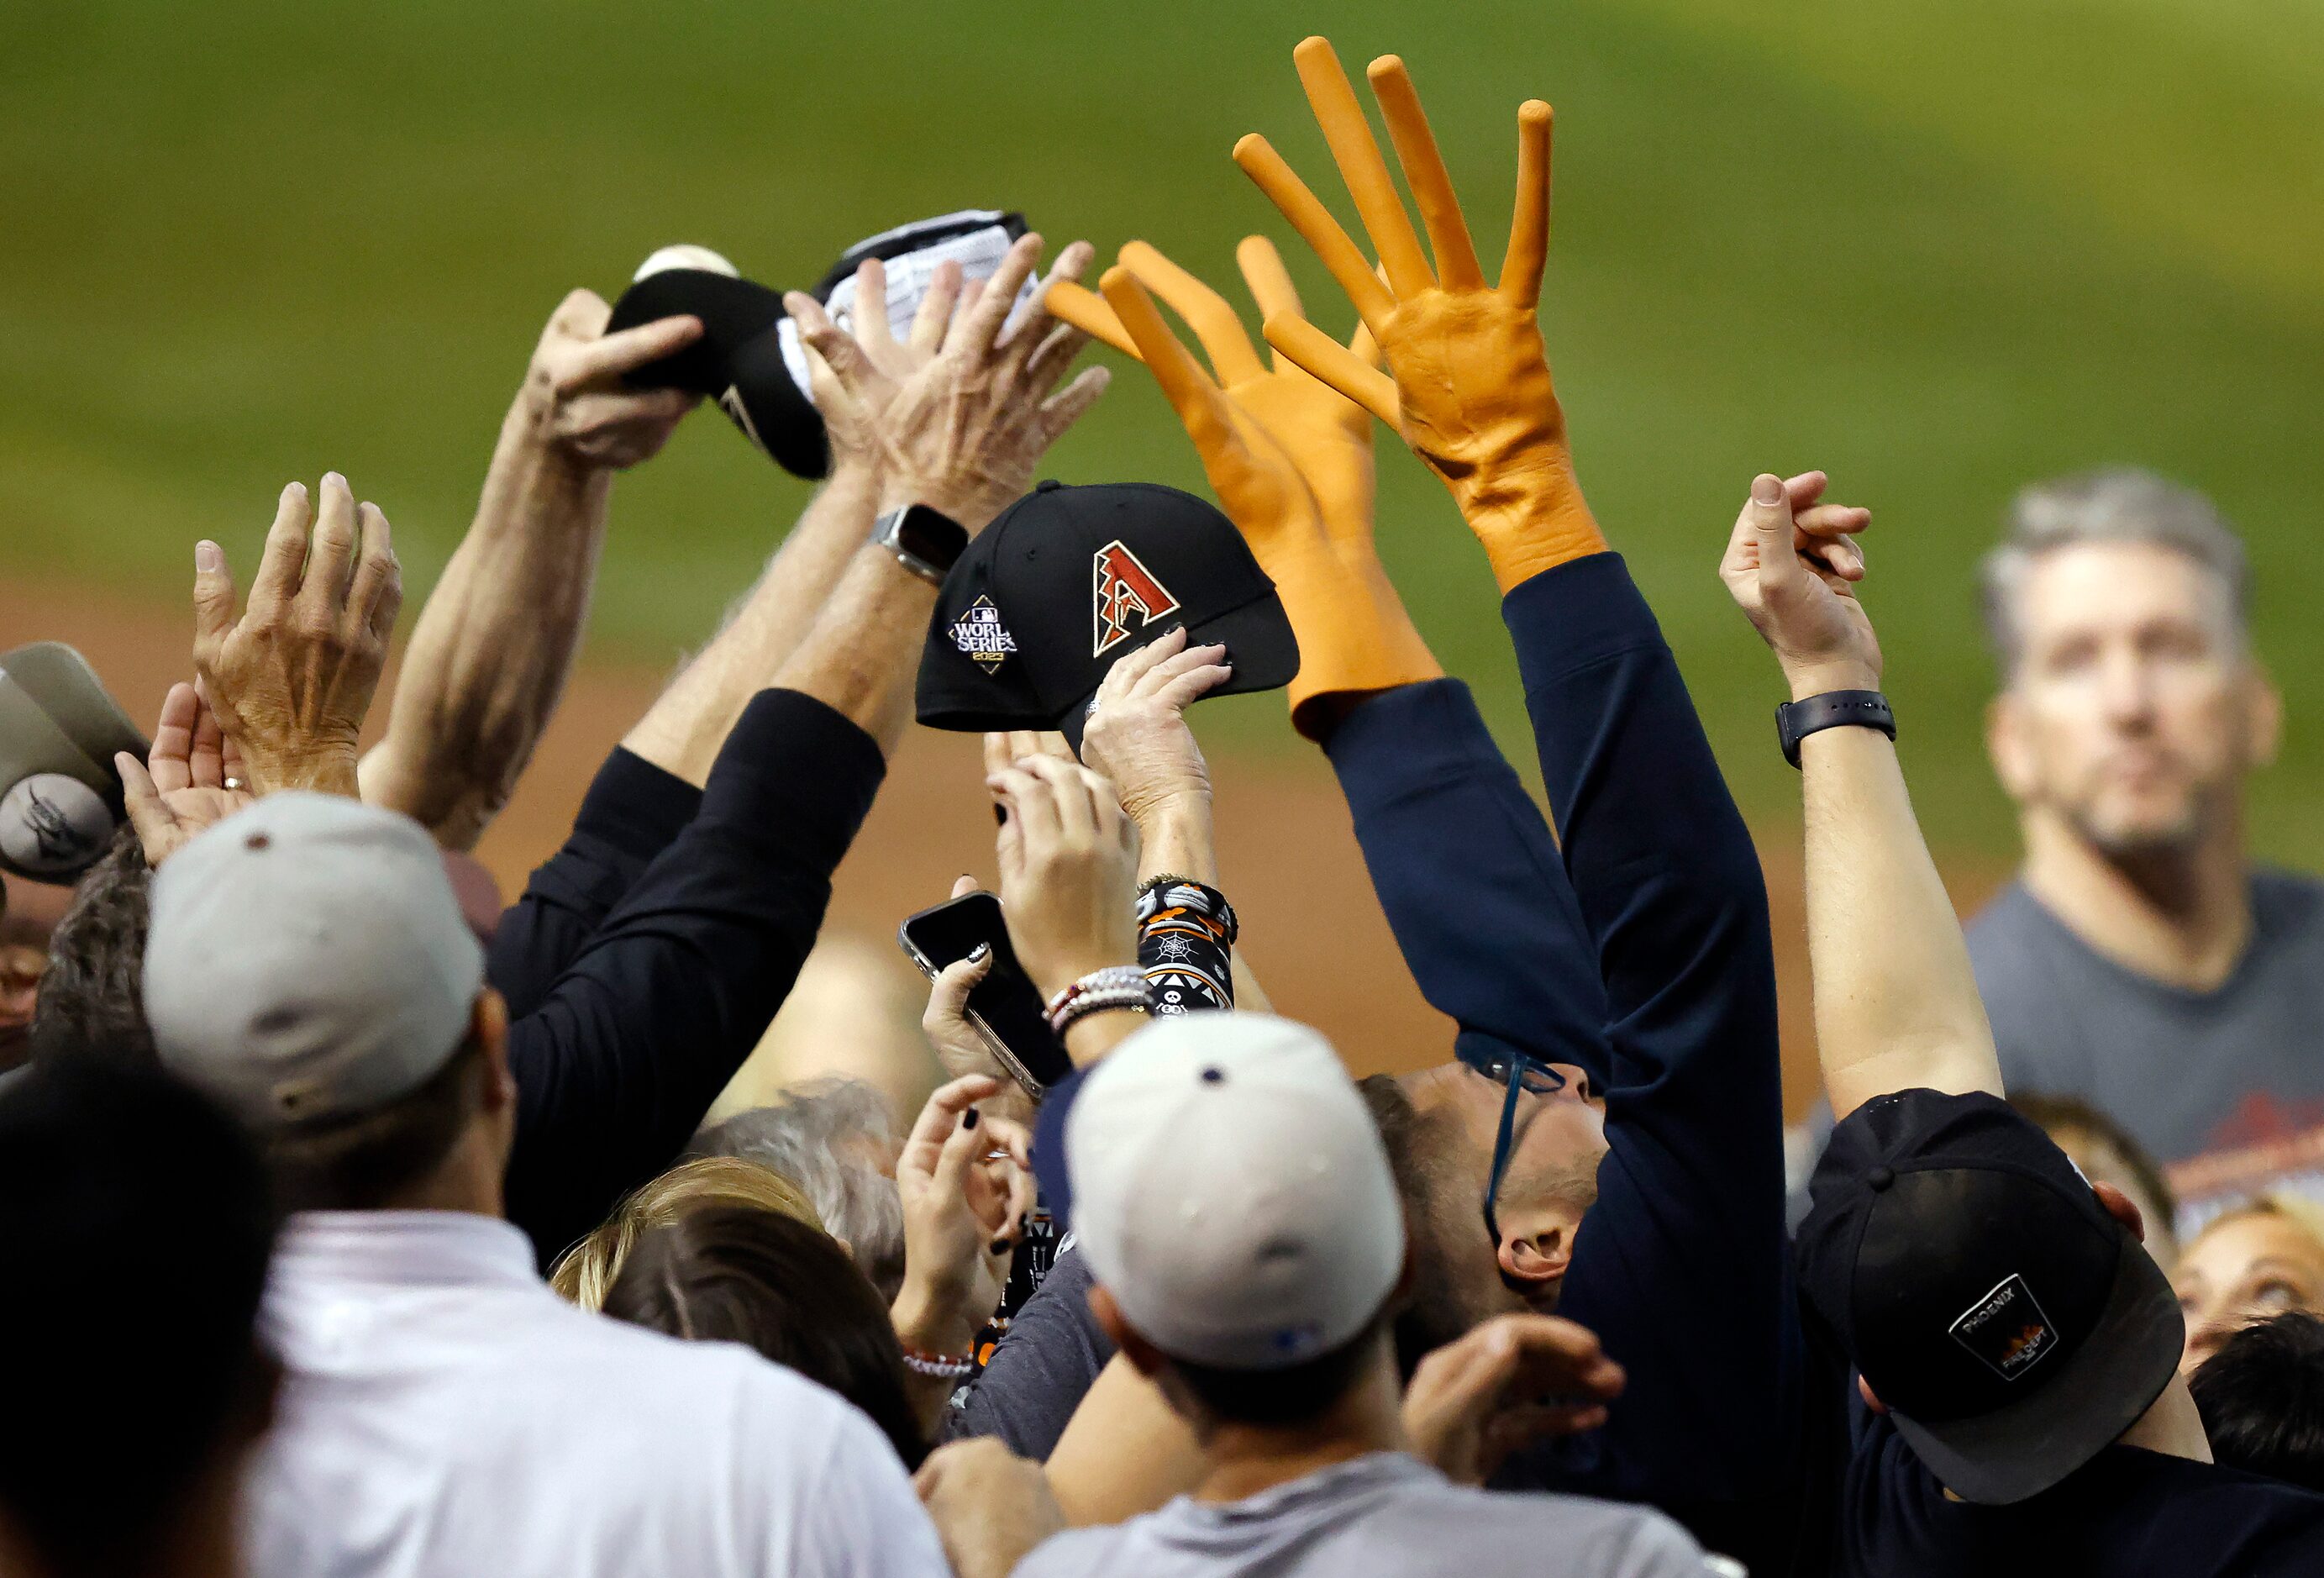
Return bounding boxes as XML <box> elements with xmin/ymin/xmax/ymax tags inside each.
<box><xmin>245</xmin><ymin>1210</ymin><xmax>948</xmax><ymax>1578</ymax></box>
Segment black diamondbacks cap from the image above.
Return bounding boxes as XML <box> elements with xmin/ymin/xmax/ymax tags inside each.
<box><xmin>917</xmin><ymin>481</ymin><xmax>1299</xmax><ymax>749</ymax></box>
<box><xmin>1797</xmin><ymin>1088</ymin><xmax>2183</xmax><ymax>1505</ymax></box>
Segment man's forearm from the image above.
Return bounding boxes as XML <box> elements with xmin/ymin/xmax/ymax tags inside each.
<box><xmin>1801</xmin><ymin>716</ymin><xmax>2002</xmax><ymax>1118</ymax></box>
<box><xmin>360</xmin><ymin>402</ymin><xmax>611</xmax><ymax>847</ymax></box>
<box><xmin>623</xmin><ymin>462</ymin><xmax>885</xmax><ymax>783</ymax></box>
<box><xmin>768</xmin><ymin>529</ymin><xmax>940</xmax><ymax>752</ymax></box>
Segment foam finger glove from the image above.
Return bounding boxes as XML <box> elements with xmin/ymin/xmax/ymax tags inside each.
<box><xmin>1235</xmin><ymin>39</ymin><xmax>1604</xmax><ymax>594</ymax></box>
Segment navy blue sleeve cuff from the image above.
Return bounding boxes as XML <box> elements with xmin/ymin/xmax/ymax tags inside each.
<box><xmin>1501</xmin><ymin>552</ymin><xmax>1664</xmax><ymax>690</ymax></box>
<box><xmin>1324</xmin><ymin>679</ymin><xmax>1506</xmax><ymax>807</ymax></box>
<box><xmin>698</xmin><ymin>689</ymin><xmax>886</xmax><ymax>872</ymax></box>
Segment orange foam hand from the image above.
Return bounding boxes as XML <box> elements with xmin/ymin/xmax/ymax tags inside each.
<box><xmin>1042</xmin><ymin>239</ymin><xmax>1440</xmax><ymax>736</ymax></box>
<box><xmin>1235</xmin><ymin>39</ymin><xmax>1603</xmax><ymax>594</ymax></box>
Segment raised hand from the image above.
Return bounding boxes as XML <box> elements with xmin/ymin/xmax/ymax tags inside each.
<box><xmin>519</xmin><ymin>291</ymin><xmax>703</xmax><ymax>470</ymax></box>
<box><xmin>113</xmin><ymin>681</ymin><xmax>255</xmax><ymax>866</ymax></box>
<box><xmin>1044</xmin><ymin>239</ymin><xmax>1440</xmax><ymax>733</ymax></box>
<box><xmin>986</xmin><ymin>755</ymin><xmax>1141</xmax><ymax>1002</ymax></box>
<box><xmin>891</xmin><ymin>1073</ymin><xmax>1035</xmax><ymax>1367</ymax></box>
<box><xmin>786</xmin><ymin>234</ymin><xmax>1109</xmax><ymax>533</ymax></box>
<box><xmin>1401</xmin><ymin>1312</ymin><xmax>1627</xmax><ymax>1486</ymax></box>
<box><xmin>1236</xmin><ymin>38</ymin><xmax>1600</xmax><ymax>592</ymax></box>
<box><xmin>1717</xmin><ymin>471</ymin><xmax>1879</xmax><ymax>699</ymax></box>
<box><xmin>193</xmin><ymin>474</ymin><xmax>401</xmax><ymax>797</ymax></box>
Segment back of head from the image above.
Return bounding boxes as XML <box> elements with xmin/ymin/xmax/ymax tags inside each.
<box><xmin>1068</xmin><ymin>1014</ymin><xmax>1406</xmax><ymax>1428</ymax></box>
<box><xmin>2190</xmin><ymin>1312</ymin><xmax>2324</xmax><ymax>1494</ymax></box>
<box><xmin>691</xmin><ymin>1078</ymin><xmax>906</xmax><ymax>1299</ymax></box>
<box><xmin>0</xmin><ymin>1055</ymin><xmax>277</xmax><ymax>1578</ymax></box>
<box><xmin>602</xmin><ymin>1204</ymin><xmax>924</xmax><ymax>1467</ymax></box>
<box><xmin>1980</xmin><ymin>466</ymin><xmax>2249</xmax><ymax>681</ymax></box>
<box><xmin>26</xmin><ymin>825</ymin><xmax>155</xmax><ymax>1065</ymax></box>
<box><xmin>550</xmin><ymin>1155</ymin><xmax>823</xmax><ymax>1309</ymax></box>
<box><xmin>139</xmin><ymin>794</ymin><xmax>490</xmax><ymax>1212</ymax></box>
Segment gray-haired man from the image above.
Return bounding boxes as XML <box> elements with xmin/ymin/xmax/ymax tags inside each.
<box><xmin>1969</xmin><ymin>467</ymin><xmax>2324</xmax><ymax>1221</ymax></box>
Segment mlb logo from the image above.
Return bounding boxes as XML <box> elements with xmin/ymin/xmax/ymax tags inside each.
<box><xmin>949</xmin><ymin>597</ymin><xmax>1018</xmax><ymax>674</ymax></box>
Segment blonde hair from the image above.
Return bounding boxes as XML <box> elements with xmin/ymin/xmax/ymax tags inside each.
<box><xmin>550</xmin><ymin>1156</ymin><xmax>823</xmax><ymax>1310</ymax></box>
<box><xmin>2192</xmin><ymin>1191</ymin><xmax>2324</xmax><ymax>1258</ymax></box>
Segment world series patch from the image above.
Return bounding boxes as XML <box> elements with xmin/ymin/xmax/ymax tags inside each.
<box><xmin>1948</xmin><ymin>1272</ymin><xmax>2058</xmax><ymax>1382</ymax></box>
<box><xmin>949</xmin><ymin>596</ymin><xmax>1018</xmax><ymax>673</ymax></box>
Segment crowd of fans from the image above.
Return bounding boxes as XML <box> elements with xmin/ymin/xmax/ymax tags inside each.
<box><xmin>5</xmin><ymin>34</ymin><xmax>2323</xmax><ymax>1578</ymax></box>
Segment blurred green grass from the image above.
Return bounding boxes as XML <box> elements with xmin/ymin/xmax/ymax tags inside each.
<box><xmin>3</xmin><ymin>0</ymin><xmax>2320</xmax><ymax>860</ymax></box>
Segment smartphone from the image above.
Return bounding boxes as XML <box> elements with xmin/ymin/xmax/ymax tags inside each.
<box><xmin>897</xmin><ymin>892</ymin><xmax>1074</xmax><ymax>1095</ymax></box>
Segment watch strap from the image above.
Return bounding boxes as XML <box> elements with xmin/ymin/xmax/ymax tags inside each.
<box><xmin>1776</xmin><ymin>690</ymin><xmax>1895</xmax><ymax>769</ymax></box>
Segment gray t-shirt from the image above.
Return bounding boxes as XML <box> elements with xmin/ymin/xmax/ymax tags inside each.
<box><xmin>1014</xmin><ymin>1452</ymin><xmax>1711</xmax><ymax>1578</ymax></box>
<box><xmin>1967</xmin><ymin>871</ymin><xmax>2324</xmax><ymax>1175</ymax></box>
<box><xmin>940</xmin><ymin>1247</ymin><xmax>1111</xmax><ymax>1457</ymax></box>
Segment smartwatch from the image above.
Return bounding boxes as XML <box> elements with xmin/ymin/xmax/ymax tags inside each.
<box><xmin>870</xmin><ymin>504</ymin><xmax>968</xmax><ymax>586</ymax></box>
<box><xmin>1776</xmin><ymin>690</ymin><xmax>1895</xmax><ymax>768</ymax></box>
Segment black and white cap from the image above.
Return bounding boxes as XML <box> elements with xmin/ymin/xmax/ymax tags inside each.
<box><xmin>604</xmin><ymin>211</ymin><xmax>1036</xmax><ymax>481</ymax></box>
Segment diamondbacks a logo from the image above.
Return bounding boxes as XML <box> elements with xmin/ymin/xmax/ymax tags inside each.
<box><xmin>1092</xmin><ymin>540</ymin><xmax>1180</xmax><ymax>657</ymax></box>
<box><xmin>949</xmin><ymin>596</ymin><xmax>1017</xmax><ymax>673</ymax></box>
<box><xmin>1948</xmin><ymin>1273</ymin><xmax>2058</xmax><ymax>1382</ymax></box>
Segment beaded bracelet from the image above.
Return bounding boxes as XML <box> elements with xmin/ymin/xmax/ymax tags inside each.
<box><xmin>900</xmin><ymin>1346</ymin><xmax>976</xmax><ymax>1380</ymax></box>
<box><xmin>1044</xmin><ymin>966</ymin><xmax>1155</xmax><ymax>1036</ymax></box>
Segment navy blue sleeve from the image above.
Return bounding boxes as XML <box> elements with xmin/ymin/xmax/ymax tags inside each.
<box><xmin>1322</xmin><ymin>679</ymin><xmax>1610</xmax><ymax>1080</ymax></box>
<box><xmin>501</xmin><ymin>690</ymin><xmax>885</xmax><ymax>1262</ymax></box>
<box><xmin>486</xmin><ymin>746</ymin><xmax>702</xmax><ymax>1022</ymax></box>
<box><xmin>1499</xmin><ymin>553</ymin><xmax>1801</xmax><ymax>1538</ymax></box>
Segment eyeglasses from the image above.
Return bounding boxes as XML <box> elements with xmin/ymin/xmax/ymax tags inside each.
<box><xmin>1469</xmin><ymin>1053</ymin><xmax>1567</xmax><ymax>1242</ymax></box>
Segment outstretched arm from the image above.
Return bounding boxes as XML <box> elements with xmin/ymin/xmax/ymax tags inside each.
<box><xmin>360</xmin><ymin>293</ymin><xmax>702</xmax><ymax>843</ymax></box>
<box><xmin>497</xmin><ymin>233</ymin><xmax>1109</xmax><ymax>1259</ymax></box>
<box><xmin>1722</xmin><ymin>473</ymin><xmax>2000</xmax><ymax>1119</ymax></box>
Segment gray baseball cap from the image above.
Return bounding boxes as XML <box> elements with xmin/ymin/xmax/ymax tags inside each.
<box><xmin>143</xmin><ymin>793</ymin><xmax>486</xmax><ymax>1129</ymax></box>
<box><xmin>0</xmin><ymin>643</ymin><xmax>147</xmax><ymax>881</ymax></box>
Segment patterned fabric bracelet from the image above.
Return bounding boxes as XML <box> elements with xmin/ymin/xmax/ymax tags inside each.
<box><xmin>1135</xmin><ymin>876</ymin><xmax>1239</xmax><ymax>944</ymax></box>
<box><xmin>901</xmin><ymin>1346</ymin><xmax>976</xmax><ymax>1380</ymax></box>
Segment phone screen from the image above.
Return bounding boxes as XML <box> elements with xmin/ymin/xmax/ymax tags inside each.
<box><xmin>897</xmin><ymin>892</ymin><xmax>1075</xmax><ymax>1091</ymax></box>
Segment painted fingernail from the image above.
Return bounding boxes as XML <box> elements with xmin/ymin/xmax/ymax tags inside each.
<box><xmin>991</xmin><ymin>1238</ymin><xmax>1012</xmax><ymax>1257</ymax></box>
<box><xmin>967</xmin><ymin>942</ymin><xmax>991</xmax><ymax>963</ymax></box>
<box><xmin>195</xmin><ymin>540</ymin><xmax>223</xmax><ymax>573</ymax></box>
<box><xmin>962</xmin><ymin>1107</ymin><xmax>981</xmax><ymax>1130</ymax></box>
<box><xmin>993</xmin><ymin>804</ymin><xmax>1008</xmax><ymax>826</ymax></box>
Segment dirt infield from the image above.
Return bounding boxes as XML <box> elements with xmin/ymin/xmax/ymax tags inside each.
<box><xmin>2</xmin><ymin>573</ymin><xmax>2006</xmax><ymax>1119</ymax></box>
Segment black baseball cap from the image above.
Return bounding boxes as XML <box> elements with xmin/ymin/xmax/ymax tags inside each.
<box><xmin>916</xmin><ymin>481</ymin><xmax>1300</xmax><ymax>749</ymax></box>
<box><xmin>1798</xmin><ymin>1088</ymin><xmax>2183</xmax><ymax>1505</ymax></box>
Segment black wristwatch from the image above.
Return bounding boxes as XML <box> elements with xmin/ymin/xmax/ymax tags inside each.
<box><xmin>870</xmin><ymin>503</ymin><xmax>968</xmax><ymax>586</ymax></box>
<box><xmin>1776</xmin><ymin>690</ymin><xmax>1895</xmax><ymax>768</ymax></box>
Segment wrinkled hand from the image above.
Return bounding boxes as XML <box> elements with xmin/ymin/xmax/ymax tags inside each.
<box><xmin>988</xmin><ymin>755</ymin><xmax>1141</xmax><ymax>1000</ymax></box>
<box><xmin>1718</xmin><ymin>471</ymin><xmax>1879</xmax><ymax>699</ymax></box>
<box><xmin>518</xmin><ymin>290</ymin><xmax>703</xmax><ymax>471</ymax></box>
<box><xmin>1238</xmin><ymin>39</ymin><xmax>1599</xmax><ymax>592</ymax></box>
<box><xmin>1403</xmin><ymin>1312</ymin><xmax>1627</xmax><ymax>1486</ymax></box>
<box><xmin>113</xmin><ymin>681</ymin><xmax>255</xmax><ymax>866</ymax></box>
<box><xmin>915</xmin><ymin>1439</ymin><xmax>1065</xmax><ymax>1578</ymax></box>
<box><xmin>786</xmin><ymin>234</ymin><xmax>1109</xmax><ymax>533</ymax></box>
<box><xmin>193</xmin><ymin>475</ymin><xmax>401</xmax><ymax>797</ymax></box>
<box><xmin>892</xmin><ymin>1074</ymin><xmax>1035</xmax><ymax>1354</ymax></box>
<box><xmin>1079</xmin><ymin>627</ymin><xmax>1229</xmax><ymax>827</ymax></box>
